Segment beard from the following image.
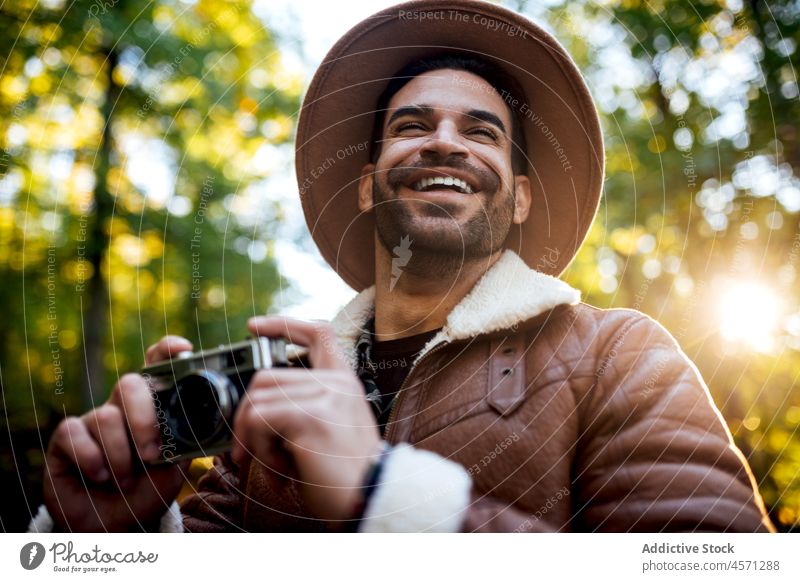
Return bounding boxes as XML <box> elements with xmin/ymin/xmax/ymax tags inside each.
<box><xmin>371</xmin><ymin>156</ymin><xmax>516</xmax><ymax>277</ymax></box>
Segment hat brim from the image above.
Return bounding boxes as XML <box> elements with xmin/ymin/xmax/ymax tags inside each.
<box><xmin>296</xmin><ymin>0</ymin><xmax>604</xmax><ymax>291</ymax></box>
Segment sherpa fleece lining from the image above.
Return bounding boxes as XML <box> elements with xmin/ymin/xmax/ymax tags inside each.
<box><xmin>359</xmin><ymin>444</ymin><xmax>472</xmax><ymax>532</ymax></box>
<box><xmin>330</xmin><ymin>249</ymin><xmax>580</xmax><ymax>366</ymax></box>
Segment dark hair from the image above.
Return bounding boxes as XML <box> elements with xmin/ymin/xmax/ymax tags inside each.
<box><xmin>370</xmin><ymin>53</ymin><xmax>529</xmax><ymax>175</ymax></box>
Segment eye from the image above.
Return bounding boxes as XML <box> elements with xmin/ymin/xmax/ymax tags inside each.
<box><xmin>394</xmin><ymin>121</ymin><xmax>427</xmax><ymax>134</ymax></box>
<box><xmin>467</xmin><ymin>126</ymin><xmax>499</xmax><ymax>141</ymax></box>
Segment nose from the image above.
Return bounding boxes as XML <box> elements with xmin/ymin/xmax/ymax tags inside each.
<box><xmin>421</xmin><ymin>121</ymin><xmax>469</xmax><ymax>158</ymax></box>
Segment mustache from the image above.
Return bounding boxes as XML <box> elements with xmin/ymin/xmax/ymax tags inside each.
<box><xmin>386</xmin><ymin>156</ymin><xmax>500</xmax><ymax>193</ymax></box>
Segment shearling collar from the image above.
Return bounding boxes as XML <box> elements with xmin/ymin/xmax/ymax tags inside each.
<box><xmin>330</xmin><ymin>250</ymin><xmax>580</xmax><ymax>367</ymax></box>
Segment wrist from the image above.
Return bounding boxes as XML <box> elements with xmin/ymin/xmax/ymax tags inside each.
<box><xmin>342</xmin><ymin>441</ymin><xmax>392</xmax><ymax>532</ymax></box>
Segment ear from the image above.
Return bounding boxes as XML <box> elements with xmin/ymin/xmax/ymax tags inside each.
<box><xmin>512</xmin><ymin>174</ymin><xmax>531</xmax><ymax>224</ymax></box>
<box><xmin>357</xmin><ymin>163</ymin><xmax>376</xmax><ymax>213</ymax></box>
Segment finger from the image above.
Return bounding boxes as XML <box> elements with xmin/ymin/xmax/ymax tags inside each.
<box><xmin>230</xmin><ymin>431</ymin><xmax>292</xmax><ymax>476</ymax></box>
<box><xmin>247</xmin><ymin>368</ymin><xmax>327</xmax><ymax>396</ymax></box>
<box><xmin>243</xmin><ymin>381</ymin><xmax>326</xmax><ymax>417</ymax></box>
<box><xmin>249</xmin><ymin>368</ymin><xmax>369</xmax><ymax>409</ymax></box>
<box><xmin>47</xmin><ymin>417</ymin><xmax>110</xmax><ymax>483</ymax></box>
<box><xmin>248</xmin><ymin>316</ymin><xmax>348</xmax><ymax>371</ymax></box>
<box><xmin>142</xmin><ymin>459</ymin><xmax>193</xmax><ymax>494</ymax></box>
<box><xmin>144</xmin><ymin>336</ymin><xmax>193</xmax><ymax>365</ymax></box>
<box><xmin>232</xmin><ymin>399</ymin><xmax>306</xmax><ymax>467</ymax></box>
<box><xmin>108</xmin><ymin>374</ymin><xmax>160</xmax><ymax>462</ymax></box>
<box><xmin>82</xmin><ymin>405</ymin><xmax>133</xmax><ymax>487</ymax></box>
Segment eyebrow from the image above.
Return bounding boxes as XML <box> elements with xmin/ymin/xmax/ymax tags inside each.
<box><xmin>465</xmin><ymin>109</ymin><xmax>507</xmax><ymax>135</ymax></box>
<box><xmin>386</xmin><ymin>105</ymin><xmax>435</xmax><ymax>127</ymax></box>
<box><xmin>386</xmin><ymin>105</ymin><xmax>508</xmax><ymax>135</ymax></box>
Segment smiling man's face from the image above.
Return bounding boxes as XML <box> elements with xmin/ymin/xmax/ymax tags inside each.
<box><xmin>358</xmin><ymin>68</ymin><xmax>530</xmax><ymax>266</ymax></box>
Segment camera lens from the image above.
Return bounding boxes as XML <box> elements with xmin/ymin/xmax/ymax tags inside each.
<box><xmin>167</xmin><ymin>370</ymin><xmax>237</xmax><ymax>448</ymax></box>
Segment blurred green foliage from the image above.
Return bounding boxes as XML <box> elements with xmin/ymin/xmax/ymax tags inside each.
<box><xmin>0</xmin><ymin>0</ymin><xmax>299</xmax><ymax>530</ymax></box>
<box><xmin>523</xmin><ymin>0</ymin><xmax>800</xmax><ymax>530</ymax></box>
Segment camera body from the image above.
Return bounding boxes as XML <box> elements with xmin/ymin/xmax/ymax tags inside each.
<box><xmin>142</xmin><ymin>337</ymin><xmax>288</xmax><ymax>463</ymax></box>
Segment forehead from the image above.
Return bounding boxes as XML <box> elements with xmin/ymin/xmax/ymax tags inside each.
<box><xmin>386</xmin><ymin>68</ymin><xmax>512</xmax><ymax>128</ymax></box>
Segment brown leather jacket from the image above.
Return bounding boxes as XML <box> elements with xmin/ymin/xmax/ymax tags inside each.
<box><xmin>180</xmin><ymin>251</ymin><xmax>775</xmax><ymax>532</ymax></box>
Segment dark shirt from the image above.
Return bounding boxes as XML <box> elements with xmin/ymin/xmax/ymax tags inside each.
<box><xmin>369</xmin><ymin>328</ymin><xmax>441</xmax><ymax>433</ymax></box>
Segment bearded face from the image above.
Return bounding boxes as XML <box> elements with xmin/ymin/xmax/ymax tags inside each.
<box><xmin>362</xmin><ymin>69</ymin><xmax>527</xmax><ymax>271</ymax></box>
<box><xmin>371</xmin><ymin>153</ymin><xmax>515</xmax><ymax>262</ymax></box>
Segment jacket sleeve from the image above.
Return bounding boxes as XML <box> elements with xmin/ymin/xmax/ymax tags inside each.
<box><xmin>357</xmin><ymin>447</ymin><xmax>563</xmax><ymax>532</ymax></box>
<box><xmin>180</xmin><ymin>454</ymin><xmax>245</xmax><ymax>532</ymax></box>
<box><xmin>461</xmin><ymin>492</ymin><xmax>561</xmax><ymax>532</ymax></box>
<box><xmin>459</xmin><ymin>313</ymin><xmax>774</xmax><ymax>532</ymax></box>
<box><xmin>567</xmin><ymin>313</ymin><xmax>774</xmax><ymax>532</ymax></box>
<box><xmin>358</xmin><ymin>443</ymin><xmax>473</xmax><ymax>532</ymax></box>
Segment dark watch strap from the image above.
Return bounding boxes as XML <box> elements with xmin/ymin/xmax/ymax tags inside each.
<box><xmin>344</xmin><ymin>442</ymin><xmax>392</xmax><ymax>532</ymax></box>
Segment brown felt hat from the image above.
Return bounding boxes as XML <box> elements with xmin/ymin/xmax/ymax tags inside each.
<box><xmin>295</xmin><ymin>0</ymin><xmax>604</xmax><ymax>291</ymax></box>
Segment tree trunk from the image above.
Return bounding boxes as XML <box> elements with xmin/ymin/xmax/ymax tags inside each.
<box><xmin>82</xmin><ymin>46</ymin><xmax>119</xmax><ymax>407</ymax></box>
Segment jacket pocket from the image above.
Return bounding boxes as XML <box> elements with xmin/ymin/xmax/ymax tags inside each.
<box><xmin>485</xmin><ymin>335</ymin><xmax>527</xmax><ymax>416</ymax></box>
<box><xmin>408</xmin><ymin>336</ymin><xmax>528</xmax><ymax>442</ymax></box>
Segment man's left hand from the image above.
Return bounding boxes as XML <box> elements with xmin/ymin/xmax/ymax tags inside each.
<box><xmin>232</xmin><ymin>316</ymin><xmax>382</xmax><ymax>523</ymax></box>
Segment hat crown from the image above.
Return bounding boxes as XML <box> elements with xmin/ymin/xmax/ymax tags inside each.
<box><xmin>296</xmin><ymin>0</ymin><xmax>604</xmax><ymax>290</ymax></box>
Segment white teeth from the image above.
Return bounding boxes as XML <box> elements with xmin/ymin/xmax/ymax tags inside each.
<box><xmin>412</xmin><ymin>176</ymin><xmax>473</xmax><ymax>194</ymax></box>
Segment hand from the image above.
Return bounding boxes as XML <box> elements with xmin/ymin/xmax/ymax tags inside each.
<box><xmin>43</xmin><ymin>336</ymin><xmax>192</xmax><ymax>531</ymax></box>
<box><xmin>232</xmin><ymin>317</ymin><xmax>382</xmax><ymax>522</ymax></box>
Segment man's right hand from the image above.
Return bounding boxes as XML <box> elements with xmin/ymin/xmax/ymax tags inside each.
<box><xmin>43</xmin><ymin>336</ymin><xmax>193</xmax><ymax>532</ymax></box>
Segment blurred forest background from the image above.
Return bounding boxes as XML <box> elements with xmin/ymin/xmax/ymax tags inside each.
<box><xmin>0</xmin><ymin>0</ymin><xmax>798</xmax><ymax>531</ymax></box>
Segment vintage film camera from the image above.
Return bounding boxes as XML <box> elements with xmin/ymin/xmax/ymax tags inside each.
<box><xmin>142</xmin><ymin>337</ymin><xmax>288</xmax><ymax>463</ymax></box>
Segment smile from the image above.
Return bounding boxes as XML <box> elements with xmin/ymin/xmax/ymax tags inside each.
<box><xmin>412</xmin><ymin>176</ymin><xmax>474</xmax><ymax>194</ymax></box>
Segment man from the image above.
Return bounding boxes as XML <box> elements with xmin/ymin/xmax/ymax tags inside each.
<box><xmin>33</xmin><ymin>1</ymin><xmax>774</xmax><ymax>533</ymax></box>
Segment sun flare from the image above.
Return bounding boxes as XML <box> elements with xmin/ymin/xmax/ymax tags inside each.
<box><xmin>718</xmin><ymin>281</ymin><xmax>783</xmax><ymax>352</ymax></box>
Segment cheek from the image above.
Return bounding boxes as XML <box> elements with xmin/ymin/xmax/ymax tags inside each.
<box><xmin>472</xmin><ymin>147</ymin><xmax>512</xmax><ymax>176</ymax></box>
<box><xmin>377</xmin><ymin>140</ymin><xmax>421</xmax><ymax>167</ymax></box>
